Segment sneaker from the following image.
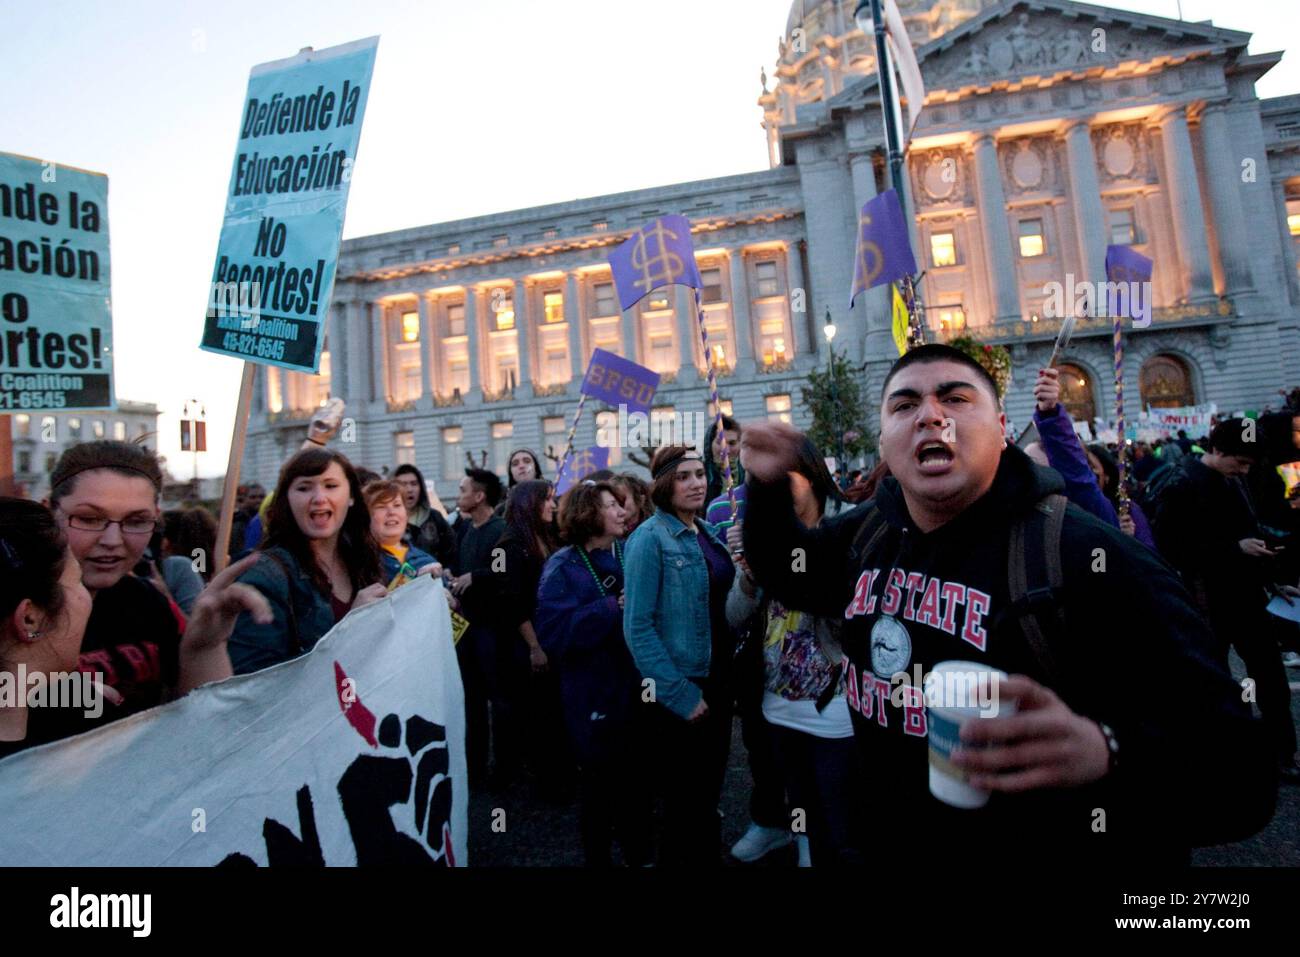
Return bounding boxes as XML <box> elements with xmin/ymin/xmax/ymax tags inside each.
<box><xmin>1282</xmin><ymin>651</ymin><xmax>1300</xmax><ymax>669</ymax></box>
<box><xmin>795</xmin><ymin>835</ymin><xmax>811</xmax><ymax>868</ymax></box>
<box><xmin>729</xmin><ymin>823</ymin><xmax>792</xmax><ymax>863</ymax></box>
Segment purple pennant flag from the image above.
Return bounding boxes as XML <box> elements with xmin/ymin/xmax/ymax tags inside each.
<box><xmin>580</xmin><ymin>348</ymin><xmax>660</xmax><ymax>415</ymax></box>
<box><xmin>1105</xmin><ymin>245</ymin><xmax>1153</xmax><ymax>328</ymax></box>
<box><xmin>849</xmin><ymin>189</ymin><xmax>917</xmax><ymax>309</ymax></box>
<box><xmin>607</xmin><ymin>215</ymin><xmax>703</xmax><ymax>311</ymax></box>
<box><xmin>555</xmin><ymin>446</ymin><xmax>611</xmax><ymax>497</ymax></box>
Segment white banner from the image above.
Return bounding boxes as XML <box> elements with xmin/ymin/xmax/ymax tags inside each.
<box><xmin>0</xmin><ymin>576</ymin><xmax>465</xmax><ymax>867</ymax></box>
<box><xmin>1143</xmin><ymin>403</ymin><xmax>1217</xmax><ymax>437</ymax></box>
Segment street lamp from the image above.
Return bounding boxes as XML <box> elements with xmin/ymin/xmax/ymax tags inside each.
<box><xmin>824</xmin><ymin>308</ymin><xmax>847</xmax><ymax>487</ymax></box>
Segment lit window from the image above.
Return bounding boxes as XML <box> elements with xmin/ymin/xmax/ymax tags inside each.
<box><xmin>14</xmin><ymin>414</ymin><xmax>30</xmax><ymax>437</ymax></box>
<box><xmin>930</xmin><ymin>232</ymin><xmax>957</xmax><ymax>267</ymax></box>
<box><xmin>593</xmin><ymin>282</ymin><xmax>618</xmax><ymax>317</ymax></box>
<box><xmin>701</xmin><ymin>308</ymin><xmax>733</xmax><ymax>370</ymax></box>
<box><xmin>395</xmin><ymin>431</ymin><xmax>415</xmax><ymax>467</ymax></box>
<box><xmin>542</xmin><ymin>416</ymin><xmax>566</xmax><ymax>467</ymax></box>
<box><xmin>1109</xmin><ymin>208</ymin><xmax>1136</xmax><ymax>246</ymax></box>
<box><xmin>447</xmin><ymin>243</ymin><xmax>461</xmax><ymax>255</ymax></box>
<box><xmin>937</xmin><ymin>306</ymin><xmax>967</xmax><ymax>332</ymax></box>
<box><xmin>400</xmin><ymin>364</ymin><xmax>421</xmax><ymax>402</ymax></box>
<box><xmin>645</xmin><ymin>293</ymin><xmax>672</xmax><ymax>313</ymax></box>
<box><xmin>543</xmin><ymin>291</ymin><xmax>565</xmax><ymax>324</ymax></box>
<box><xmin>113</xmin><ymin>421</ymin><xmax>126</xmax><ymax>441</ymax></box>
<box><xmin>1289</xmin><ymin>214</ymin><xmax>1300</xmax><ymax>237</ymax></box>
<box><xmin>755</xmin><ymin>260</ymin><xmax>781</xmax><ymax>297</ymax></box>
<box><xmin>756</xmin><ymin>302</ymin><xmax>790</xmax><ymax>366</ymax></box>
<box><xmin>766</xmin><ymin>394</ymin><xmax>793</xmax><ymax>424</ymax></box>
<box><xmin>643</xmin><ymin>313</ymin><xmax>676</xmax><ymax>375</ymax></box>
<box><xmin>538</xmin><ymin>324</ymin><xmax>571</xmax><ymax>386</ymax></box>
<box><xmin>701</xmin><ymin>268</ymin><xmax>725</xmax><ymax>304</ymax></box>
<box><xmin>93</xmin><ymin>420</ymin><xmax>105</xmax><ymax>439</ymax></box>
<box><xmin>315</xmin><ymin>342</ymin><xmax>331</xmax><ymax>406</ymax></box>
<box><xmin>442</xmin><ymin>427</ymin><xmax>464</xmax><ymax>480</ymax></box>
<box><xmin>401</xmin><ymin>311</ymin><xmax>420</xmax><ymax>343</ymax></box>
<box><xmin>492</xmin><ymin>422</ymin><xmax>514</xmax><ymax>474</ymax></box>
<box><xmin>68</xmin><ymin>417</ymin><xmax>81</xmax><ymax>438</ymax></box>
<box><xmin>651</xmin><ymin>406</ymin><xmax>678</xmax><ymax>445</ymax></box>
<box><xmin>595</xmin><ymin>411</ymin><xmax>622</xmax><ymax>466</ymax></box>
<box><xmin>493</xmin><ymin>294</ymin><xmax>515</xmax><ymax>331</ymax></box>
<box><xmin>1018</xmin><ymin>219</ymin><xmax>1045</xmax><ymax>258</ymax></box>
<box><xmin>593</xmin><ymin>221</ymin><xmax>609</xmax><ymax>233</ymax></box>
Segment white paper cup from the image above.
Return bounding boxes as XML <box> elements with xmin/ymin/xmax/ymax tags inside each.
<box><xmin>925</xmin><ymin>660</ymin><xmax>1018</xmax><ymax>809</ymax></box>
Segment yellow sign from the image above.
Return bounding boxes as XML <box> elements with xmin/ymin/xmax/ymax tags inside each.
<box><xmin>891</xmin><ymin>284</ymin><xmax>910</xmax><ymax>356</ymax></box>
<box><xmin>450</xmin><ymin>611</ymin><xmax>470</xmax><ymax>646</ymax></box>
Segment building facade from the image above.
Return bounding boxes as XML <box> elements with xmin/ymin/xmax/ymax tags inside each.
<box><xmin>9</xmin><ymin>400</ymin><xmax>161</xmax><ymax>497</ymax></box>
<box><xmin>242</xmin><ymin>0</ymin><xmax>1300</xmax><ymax>500</ymax></box>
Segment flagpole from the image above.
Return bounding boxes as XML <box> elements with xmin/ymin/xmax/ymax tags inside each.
<box><xmin>554</xmin><ymin>391</ymin><xmax>590</xmax><ymax>493</ymax></box>
<box><xmin>694</xmin><ymin>288</ymin><xmax>736</xmax><ymax>520</ymax></box>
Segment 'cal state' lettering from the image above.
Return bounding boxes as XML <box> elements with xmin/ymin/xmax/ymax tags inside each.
<box><xmin>845</xmin><ymin>569</ymin><xmax>878</xmax><ymax>619</ymax></box>
<box><xmin>901</xmin><ymin>685</ymin><xmax>928</xmax><ymax>737</ymax></box>
<box><xmin>961</xmin><ymin>587</ymin><xmax>991</xmax><ymax>651</ymax></box>
<box><xmin>939</xmin><ymin>582</ymin><xmax>966</xmax><ymax>636</ymax></box>
<box><xmin>880</xmin><ymin>569</ymin><xmax>905</xmax><ymax>616</ymax></box>
<box><xmin>870</xmin><ymin>677</ymin><xmax>890</xmax><ymax>727</ymax></box>
<box><xmin>915</xmin><ymin>577</ymin><xmax>942</xmax><ymax>628</ymax></box>
<box><xmin>845</xmin><ymin>659</ymin><xmax>860</xmax><ymax>713</ymax></box>
<box><xmin>901</xmin><ymin>572</ymin><xmax>925</xmax><ymax>621</ymax></box>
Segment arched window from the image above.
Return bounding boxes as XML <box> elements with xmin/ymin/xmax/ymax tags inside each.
<box><xmin>1140</xmin><ymin>354</ymin><xmax>1196</xmax><ymax>409</ymax></box>
<box><xmin>1056</xmin><ymin>363</ymin><xmax>1095</xmax><ymax>425</ymax></box>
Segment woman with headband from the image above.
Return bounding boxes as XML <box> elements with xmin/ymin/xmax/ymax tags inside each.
<box><xmin>623</xmin><ymin>445</ymin><xmax>737</xmax><ymax>866</ymax></box>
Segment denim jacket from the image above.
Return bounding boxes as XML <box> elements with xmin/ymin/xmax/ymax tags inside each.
<box><xmin>622</xmin><ymin>510</ymin><xmax>728</xmax><ymax>719</ymax></box>
<box><xmin>228</xmin><ymin>547</ymin><xmax>336</xmax><ymax>675</ymax></box>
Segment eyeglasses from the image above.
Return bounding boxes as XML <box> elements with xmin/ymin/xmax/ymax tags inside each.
<box><xmin>62</xmin><ymin>514</ymin><xmax>158</xmax><ymax>536</ymax></box>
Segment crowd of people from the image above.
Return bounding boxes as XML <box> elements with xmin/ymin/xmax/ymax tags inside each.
<box><xmin>2</xmin><ymin>345</ymin><xmax>1298</xmax><ymax>866</ymax></box>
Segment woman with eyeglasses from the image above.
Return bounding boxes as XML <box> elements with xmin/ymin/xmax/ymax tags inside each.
<box><xmin>623</xmin><ymin>445</ymin><xmax>737</xmax><ymax>865</ymax></box>
<box><xmin>228</xmin><ymin>448</ymin><xmax>387</xmax><ymax>675</ymax></box>
<box><xmin>37</xmin><ymin>441</ymin><xmax>186</xmax><ymax>737</ymax></box>
<box><xmin>1</xmin><ymin>495</ymin><xmax>271</xmax><ymax>759</ymax></box>
<box><xmin>363</xmin><ymin>479</ymin><xmax>442</xmax><ymax>588</ymax></box>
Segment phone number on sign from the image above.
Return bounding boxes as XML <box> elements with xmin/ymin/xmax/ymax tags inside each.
<box><xmin>0</xmin><ymin>391</ymin><xmax>68</xmax><ymax>410</ymax></box>
<box><xmin>221</xmin><ymin>331</ymin><xmax>286</xmax><ymax>361</ymax></box>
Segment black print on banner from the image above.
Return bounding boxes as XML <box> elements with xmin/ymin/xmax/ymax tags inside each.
<box><xmin>215</xmin><ymin>712</ymin><xmax>455</xmax><ymax>868</ymax></box>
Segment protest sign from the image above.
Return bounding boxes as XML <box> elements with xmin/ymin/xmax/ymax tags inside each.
<box><xmin>199</xmin><ymin>37</ymin><xmax>377</xmax><ymax>372</ymax></box>
<box><xmin>1144</xmin><ymin>403</ymin><xmax>1216</xmax><ymax>437</ymax></box>
<box><xmin>0</xmin><ymin>152</ymin><xmax>113</xmax><ymax>410</ymax></box>
<box><xmin>581</xmin><ymin>348</ymin><xmax>659</xmax><ymax>416</ymax></box>
<box><xmin>0</xmin><ymin>576</ymin><xmax>466</xmax><ymax>867</ymax></box>
<box><xmin>607</xmin><ymin>215</ymin><xmax>701</xmax><ymax>312</ymax></box>
<box><xmin>850</xmin><ymin>189</ymin><xmax>916</xmax><ymax>308</ymax></box>
<box><xmin>555</xmin><ymin>445</ymin><xmax>610</xmax><ymax>496</ymax></box>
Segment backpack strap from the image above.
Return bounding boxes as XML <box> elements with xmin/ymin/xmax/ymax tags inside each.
<box><xmin>848</xmin><ymin>505</ymin><xmax>890</xmax><ymax>564</ymax></box>
<box><xmin>1006</xmin><ymin>493</ymin><xmax>1067</xmax><ymax>688</ymax></box>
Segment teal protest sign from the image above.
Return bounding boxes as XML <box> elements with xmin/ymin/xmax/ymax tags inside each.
<box><xmin>0</xmin><ymin>152</ymin><xmax>113</xmax><ymax>411</ymax></box>
<box><xmin>200</xmin><ymin>37</ymin><xmax>378</xmax><ymax>372</ymax></box>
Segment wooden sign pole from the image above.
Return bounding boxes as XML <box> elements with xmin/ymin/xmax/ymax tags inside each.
<box><xmin>214</xmin><ymin>362</ymin><xmax>256</xmax><ymax>573</ymax></box>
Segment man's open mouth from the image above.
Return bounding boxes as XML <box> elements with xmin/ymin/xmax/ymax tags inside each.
<box><xmin>915</xmin><ymin>440</ymin><xmax>955</xmax><ymax>472</ymax></box>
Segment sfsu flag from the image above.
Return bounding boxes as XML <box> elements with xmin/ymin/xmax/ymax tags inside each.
<box><xmin>608</xmin><ymin>215</ymin><xmax>702</xmax><ymax>311</ymax></box>
<box><xmin>850</xmin><ymin>189</ymin><xmax>916</xmax><ymax>309</ymax></box>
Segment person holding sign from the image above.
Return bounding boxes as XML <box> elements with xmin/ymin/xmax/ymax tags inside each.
<box><xmin>227</xmin><ymin>448</ymin><xmax>386</xmax><ymax>675</ymax></box>
<box><xmin>623</xmin><ymin>446</ymin><xmax>735</xmax><ymax>866</ymax></box>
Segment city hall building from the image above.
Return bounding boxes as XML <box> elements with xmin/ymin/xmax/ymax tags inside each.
<box><xmin>241</xmin><ymin>0</ymin><xmax>1300</xmax><ymax>499</ymax></box>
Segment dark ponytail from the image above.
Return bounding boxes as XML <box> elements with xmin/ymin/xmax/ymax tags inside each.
<box><xmin>0</xmin><ymin>497</ymin><xmax>69</xmax><ymax>623</ymax></box>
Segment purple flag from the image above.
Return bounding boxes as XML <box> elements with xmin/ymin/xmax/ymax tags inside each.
<box><xmin>607</xmin><ymin>215</ymin><xmax>702</xmax><ymax>311</ymax></box>
<box><xmin>1105</xmin><ymin>245</ymin><xmax>1153</xmax><ymax>328</ymax></box>
<box><xmin>850</xmin><ymin>189</ymin><xmax>917</xmax><ymax>308</ymax></box>
<box><xmin>581</xmin><ymin>348</ymin><xmax>660</xmax><ymax>415</ymax></box>
<box><xmin>555</xmin><ymin>446</ymin><xmax>611</xmax><ymax>496</ymax></box>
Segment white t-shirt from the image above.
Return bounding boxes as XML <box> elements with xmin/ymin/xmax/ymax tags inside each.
<box><xmin>762</xmin><ymin>690</ymin><xmax>854</xmax><ymax>738</ymax></box>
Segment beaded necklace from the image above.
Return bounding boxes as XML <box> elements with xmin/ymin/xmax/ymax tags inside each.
<box><xmin>577</xmin><ymin>540</ymin><xmax>624</xmax><ymax>597</ymax></box>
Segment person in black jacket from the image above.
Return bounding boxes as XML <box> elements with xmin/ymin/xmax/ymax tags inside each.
<box><xmin>393</xmin><ymin>464</ymin><xmax>456</xmax><ymax>569</ymax></box>
<box><xmin>741</xmin><ymin>344</ymin><xmax>1276</xmax><ymax>864</ymax></box>
<box><xmin>1149</xmin><ymin>419</ymin><xmax>1300</xmax><ymax>782</ymax></box>
<box><xmin>490</xmin><ymin>479</ymin><xmax>571</xmax><ymax>796</ymax></box>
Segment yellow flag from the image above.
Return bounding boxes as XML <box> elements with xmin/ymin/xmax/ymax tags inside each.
<box><xmin>891</xmin><ymin>284</ymin><xmax>910</xmax><ymax>356</ymax></box>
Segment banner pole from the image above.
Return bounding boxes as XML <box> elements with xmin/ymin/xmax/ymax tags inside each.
<box><xmin>215</xmin><ymin>362</ymin><xmax>257</xmax><ymax>574</ymax></box>
<box><xmin>1112</xmin><ymin>316</ymin><xmax>1130</xmax><ymax>520</ymax></box>
<box><xmin>695</xmin><ymin>288</ymin><xmax>736</xmax><ymax>520</ymax></box>
<box><xmin>554</xmin><ymin>391</ymin><xmax>590</xmax><ymax>492</ymax></box>
<box><xmin>0</xmin><ymin>415</ymin><xmax>14</xmax><ymax>497</ymax></box>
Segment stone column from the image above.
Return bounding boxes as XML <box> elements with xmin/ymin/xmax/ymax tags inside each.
<box><xmin>464</xmin><ymin>286</ymin><xmax>481</xmax><ymax>396</ymax></box>
<box><xmin>416</xmin><ymin>292</ymin><xmax>435</xmax><ymax>398</ymax></box>
<box><xmin>790</xmin><ymin>240</ymin><xmax>814</xmax><ymax>358</ymax></box>
<box><xmin>1062</xmin><ymin>120</ymin><xmax>1107</xmax><ymax>293</ymax></box>
<box><xmin>621</xmin><ymin>306</ymin><xmax>639</xmax><ymax>364</ymax></box>
<box><xmin>369</xmin><ymin>302</ymin><xmax>386</xmax><ymax>403</ymax></box>
<box><xmin>1198</xmin><ymin>103</ymin><xmax>1256</xmax><ymax>295</ymax></box>
<box><xmin>513</xmin><ymin>279</ymin><xmax>530</xmax><ymax>392</ymax></box>
<box><xmin>1157</xmin><ymin>106</ymin><xmax>1216</xmax><ymax>302</ymax></box>
<box><xmin>676</xmin><ymin>284</ymin><xmax>697</xmax><ymax>373</ymax></box>
<box><xmin>728</xmin><ymin>248</ymin><xmax>755</xmax><ymax>373</ymax></box>
<box><xmin>566</xmin><ymin>271</ymin><xmax>584</xmax><ymax>379</ymax></box>
<box><xmin>343</xmin><ymin>299</ymin><xmax>366</xmax><ymax>405</ymax></box>
<box><xmin>972</xmin><ymin>133</ymin><xmax>1021</xmax><ymax>322</ymax></box>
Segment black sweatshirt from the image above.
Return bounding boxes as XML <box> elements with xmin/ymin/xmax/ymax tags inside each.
<box><xmin>743</xmin><ymin>445</ymin><xmax>1276</xmax><ymax>863</ymax></box>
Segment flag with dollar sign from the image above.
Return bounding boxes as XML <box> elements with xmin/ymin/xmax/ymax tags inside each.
<box><xmin>850</xmin><ymin>189</ymin><xmax>916</xmax><ymax>309</ymax></box>
<box><xmin>555</xmin><ymin>446</ymin><xmax>611</xmax><ymax>496</ymax></box>
<box><xmin>608</xmin><ymin>215</ymin><xmax>703</xmax><ymax>311</ymax></box>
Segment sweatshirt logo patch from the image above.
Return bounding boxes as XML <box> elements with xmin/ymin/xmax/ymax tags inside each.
<box><xmin>870</xmin><ymin>615</ymin><xmax>912</xmax><ymax>678</ymax></box>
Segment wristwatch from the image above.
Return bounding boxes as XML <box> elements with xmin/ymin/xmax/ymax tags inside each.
<box><xmin>1097</xmin><ymin>721</ymin><xmax>1120</xmax><ymax>774</ymax></box>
